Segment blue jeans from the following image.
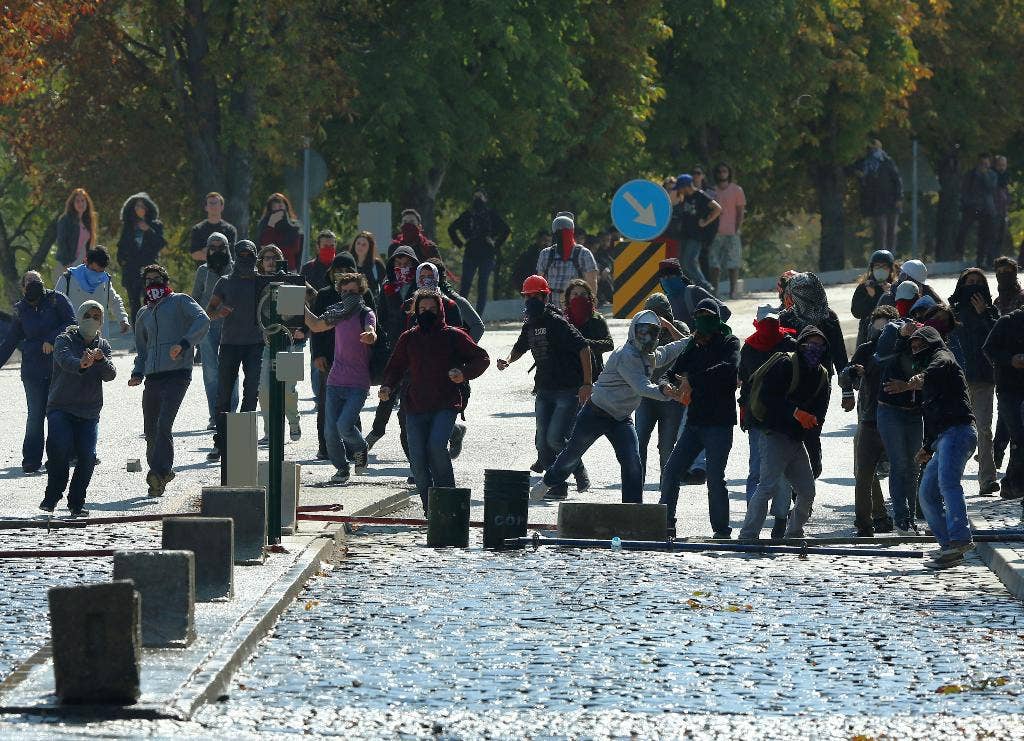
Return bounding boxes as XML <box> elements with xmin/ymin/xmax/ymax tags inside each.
<box><xmin>535</xmin><ymin>389</ymin><xmax>579</xmax><ymax>468</ymax></box>
<box><xmin>201</xmin><ymin>322</ymin><xmax>237</xmax><ymax>425</ymax></box>
<box><xmin>998</xmin><ymin>391</ymin><xmax>1024</xmax><ymax>492</ymax></box>
<box><xmin>22</xmin><ymin>375</ymin><xmax>50</xmax><ymax>470</ymax></box>
<box><xmin>919</xmin><ymin>424</ymin><xmax>977</xmax><ymax>547</ymax></box>
<box><xmin>746</xmin><ymin>427</ymin><xmax>791</xmax><ymax>518</ymax></box>
<box><xmin>676</xmin><ymin>407</ymin><xmax>707</xmax><ymax>472</ymax></box>
<box><xmin>324</xmin><ymin>385</ymin><xmax>368</xmax><ymax>472</ymax></box>
<box><xmin>876</xmin><ymin>403</ymin><xmax>923</xmax><ymax>527</ymax></box>
<box><xmin>659</xmin><ymin>423</ymin><xmax>733</xmax><ymax>534</ymax></box>
<box><xmin>310</xmin><ymin>361</ymin><xmax>323</xmax><ymax>412</ymax></box>
<box><xmin>681</xmin><ymin>238</ymin><xmax>713</xmax><ymax>293</ymax></box>
<box><xmin>406</xmin><ymin>409</ymin><xmax>458</xmax><ymax>510</ymax></box>
<box><xmin>460</xmin><ymin>251</ymin><xmax>495</xmax><ymax>315</ymax></box>
<box><xmin>43</xmin><ymin>410</ymin><xmax>98</xmax><ymax>511</ymax></box>
<box><xmin>635</xmin><ymin>397</ymin><xmax>683</xmax><ymax>484</ymax></box>
<box><xmin>544</xmin><ymin>402</ymin><xmax>643</xmax><ymax>503</ymax></box>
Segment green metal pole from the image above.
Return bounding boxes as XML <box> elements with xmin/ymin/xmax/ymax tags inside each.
<box><xmin>267</xmin><ymin>286</ymin><xmax>286</xmax><ymax>545</ymax></box>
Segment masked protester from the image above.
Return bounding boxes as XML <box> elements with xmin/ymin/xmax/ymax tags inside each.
<box><xmin>427</xmin><ymin>257</ymin><xmax>484</xmax><ymax>342</ymax></box>
<box><xmin>851</xmin><ymin>250</ymin><xmax>896</xmax><ymax>346</ymax></box>
<box><xmin>191</xmin><ymin>232</ymin><xmax>238</xmax><ymax>429</ymax></box>
<box><xmin>387</xmin><ymin>209</ymin><xmax>439</xmax><ymax>261</ymax></box>
<box><xmin>0</xmin><ymin>272</ymin><xmax>75</xmax><ymax>473</ymax></box>
<box><xmin>530</xmin><ymin>310</ymin><xmax>688</xmax><ymax>505</ymax></box>
<box><xmin>130</xmin><ymin>264</ymin><xmax>210</xmax><ymax>496</ymax></box>
<box><xmin>40</xmin><ymin>300</ymin><xmax>116</xmax><ymax>515</ymax></box>
<box><xmin>498</xmin><ymin>276</ymin><xmax>595</xmax><ymax>497</ymax></box>
<box><xmin>55</xmin><ymin>245</ymin><xmax>131</xmax><ymax>337</ymax></box>
<box><xmin>840</xmin><ymin>305</ymin><xmax>900</xmax><ymax>536</ymax></box>
<box><xmin>116</xmin><ymin>192</ymin><xmax>167</xmax><ymax>323</ymax></box>
<box><xmin>206</xmin><ymin>240</ymin><xmax>265</xmax><ymax>461</ymax></box>
<box><xmin>993</xmin><ymin>256</ymin><xmax>1024</xmax><ymax>315</ymax></box>
<box><xmin>776</xmin><ymin>269</ymin><xmax>798</xmax><ymax>310</ymax></box>
<box><xmin>380</xmin><ymin>290</ymin><xmax>489</xmax><ymax>512</ymax></box>
<box><xmin>739</xmin><ymin>305</ymin><xmax>799</xmax><ymax>537</ymax></box>
<box><xmin>448</xmin><ymin>188</ymin><xmax>511</xmax><ymax>314</ymax></box>
<box><xmin>878</xmin><ymin>258</ymin><xmax>943</xmax><ymax>310</ymax></box>
<box><xmin>300</xmin><ymin>230</ymin><xmax>339</xmax><ymax>291</ymax></box>
<box><xmin>739</xmin><ymin>326</ymin><xmax>831</xmax><ymax>539</ymax></box>
<box><xmin>535</xmin><ymin>212</ymin><xmax>599</xmax><ymax>304</ymax></box>
<box><xmin>656</xmin><ymin>257</ymin><xmax>731</xmax><ymax>330</ymax></box>
<box><xmin>982</xmin><ymin>305</ymin><xmax>1024</xmax><ymax>501</ymax></box>
<box><xmin>657</xmin><ymin>299</ymin><xmax>740</xmax><ymax>538</ymax></box>
<box><xmin>780</xmin><ymin>272</ymin><xmax>849</xmax><ymax>381</ymax></box>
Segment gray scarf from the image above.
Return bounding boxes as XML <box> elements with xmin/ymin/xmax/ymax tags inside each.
<box><xmin>320</xmin><ymin>293</ymin><xmax>365</xmax><ymax>325</ymax></box>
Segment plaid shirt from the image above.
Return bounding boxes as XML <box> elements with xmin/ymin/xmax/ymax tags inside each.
<box><xmin>536</xmin><ymin>245</ymin><xmax>597</xmax><ymax>304</ymax></box>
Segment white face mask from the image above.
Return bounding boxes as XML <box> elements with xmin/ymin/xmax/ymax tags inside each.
<box><xmin>872</xmin><ymin>267</ymin><xmax>890</xmax><ymax>282</ymax></box>
<box><xmin>78</xmin><ymin>317</ymin><xmax>102</xmax><ymax>341</ymax></box>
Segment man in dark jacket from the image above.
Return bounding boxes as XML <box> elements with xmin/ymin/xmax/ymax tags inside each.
<box><xmin>657</xmin><ymin>258</ymin><xmax>731</xmax><ymax>331</ymax></box>
<box><xmin>448</xmin><ymin>188</ymin><xmax>511</xmax><ymax>315</ymax></box>
<box><xmin>889</xmin><ymin>326</ymin><xmax>977</xmax><ymax>568</ymax></box>
<box><xmin>852</xmin><ymin>140</ymin><xmax>902</xmax><ymax>253</ymax></box>
<box><xmin>840</xmin><ymin>305</ymin><xmax>899</xmax><ymax>536</ymax></box>
<box><xmin>41</xmin><ymin>300</ymin><xmax>117</xmax><ymax>516</ymax></box>
<box><xmin>658</xmin><ymin>298</ymin><xmax>740</xmax><ymax>537</ymax></box>
<box><xmin>949</xmin><ymin>269</ymin><xmax>999</xmax><ymax>494</ymax></box>
<box><xmin>993</xmin><ymin>256</ymin><xmax>1024</xmax><ymax>316</ymax></box>
<box><xmin>955</xmin><ymin>153</ymin><xmax>998</xmax><ymax>266</ymax></box>
<box><xmin>0</xmin><ymin>271</ymin><xmax>75</xmax><ymax>473</ymax></box>
<box><xmin>116</xmin><ymin>192</ymin><xmax>167</xmax><ymax>323</ymax></box>
<box><xmin>739</xmin><ymin>325</ymin><xmax>831</xmax><ymax>539</ymax></box>
<box><xmin>983</xmin><ymin>308</ymin><xmax>1024</xmax><ymax>500</ymax></box>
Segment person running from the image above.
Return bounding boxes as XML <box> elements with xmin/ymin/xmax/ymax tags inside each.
<box><xmin>983</xmin><ymin>306</ymin><xmax>1024</xmax><ymax>501</ymax></box>
<box><xmin>535</xmin><ymin>212</ymin><xmax>599</xmax><ymax>303</ymax></box>
<box><xmin>531</xmin><ymin>309</ymin><xmax>687</xmax><ymax>504</ymax></box>
<box><xmin>40</xmin><ymin>300</ymin><xmax>116</xmax><ymax>515</ymax></box>
<box><xmin>851</xmin><ymin>249</ymin><xmax>896</xmax><ymax>346</ymax></box>
<box><xmin>497</xmin><ymin>276</ymin><xmax>594</xmax><ymax>498</ymax></box>
<box><xmin>116</xmin><ymin>192</ymin><xmax>166</xmax><ymax>323</ymax></box>
<box><xmin>889</xmin><ymin>326</ymin><xmax>977</xmax><ymax>569</ymax></box>
<box><xmin>739</xmin><ymin>326</ymin><xmax>831</xmax><ymax>539</ymax></box>
<box><xmin>192</xmin><ymin>232</ymin><xmax>237</xmax><ymax>430</ymax></box>
<box><xmin>739</xmin><ymin>305</ymin><xmax>798</xmax><ymax>538</ymax></box>
<box><xmin>0</xmin><ymin>272</ymin><xmax>75</xmax><ymax>474</ymax></box>
<box><xmin>839</xmin><ymin>305</ymin><xmax>900</xmax><ymax>536</ymax></box>
<box><xmin>304</xmin><ymin>272</ymin><xmax>377</xmax><ymax>483</ymax></box>
<box><xmin>189</xmin><ymin>192</ymin><xmax>237</xmax><ymax>262</ymax></box>
<box><xmin>379</xmin><ymin>290</ymin><xmax>489</xmax><ymax>513</ymax></box>
<box><xmin>55</xmin><ymin>246</ymin><xmax>131</xmax><ymax>337</ymax></box>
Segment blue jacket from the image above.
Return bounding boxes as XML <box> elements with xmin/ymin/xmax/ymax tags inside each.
<box><xmin>132</xmin><ymin>293</ymin><xmax>210</xmax><ymax>378</ymax></box>
<box><xmin>0</xmin><ymin>290</ymin><xmax>75</xmax><ymax>380</ymax></box>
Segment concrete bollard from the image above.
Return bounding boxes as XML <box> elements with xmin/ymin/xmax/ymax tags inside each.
<box><xmin>557</xmin><ymin>502</ymin><xmax>669</xmax><ymax>541</ymax></box>
<box><xmin>48</xmin><ymin>580</ymin><xmax>141</xmax><ymax>704</ymax></box>
<box><xmin>225</xmin><ymin>411</ymin><xmax>258</xmax><ymax>487</ymax></box>
<box><xmin>257</xmin><ymin>460</ymin><xmax>301</xmax><ymax>535</ymax></box>
<box><xmin>162</xmin><ymin>517</ymin><xmax>234</xmax><ymax>601</ymax></box>
<box><xmin>112</xmin><ymin>550</ymin><xmax>196</xmax><ymax>647</ymax></box>
<box><xmin>200</xmin><ymin>487</ymin><xmax>268</xmax><ymax>564</ymax></box>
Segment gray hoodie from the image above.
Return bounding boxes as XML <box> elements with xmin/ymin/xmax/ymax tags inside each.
<box><xmin>47</xmin><ymin>301</ymin><xmax>117</xmax><ymax>419</ymax></box>
<box><xmin>589</xmin><ymin>310</ymin><xmax>689</xmax><ymax>421</ymax></box>
<box><xmin>132</xmin><ymin>293</ymin><xmax>211</xmax><ymax>378</ymax></box>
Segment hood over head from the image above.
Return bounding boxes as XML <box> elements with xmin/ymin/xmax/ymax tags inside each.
<box><xmin>786</xmin><ymin>271</ymin><xmax>830</xmax><ymax>324</ymax></box>
<box><xmin>120</xmin><ymin>192</ymin><xmax>159</xmax><ymax>223</ymax></box>
<box><xmin>910</xmin><ymin>324</ymin><xmax>945</xmax><ymax>351</ymax></box>
<box><xmin>412</xmin><ymin>289</ymin><xmax>447</xmax><ymax>325</ymax></box>
<box><xmin>949</xmin><ymin>267</ymin><xmax>992</xmax><ymax>306</ymax></box>
<box><xmin>694</xmin><ymin>297</ymin><xmax>722</xmax><ymax>320</ymax></box>
<box><xmin>796</xmin><ymin>324</ymin><xmax>828</xmax><ymax>347</ymax></box>
<box><xmin>628</xmin><ymin>309</ymin><xmax>661</xmax><ymax>344</ymax></box>
<box><xmin>644</xmin><ymin>292</ymin><xmax>674</xmax><ymax>320</ymax></box>
<box><xmin>909</xmin><ymin>294</ymin><xmax>937</xmax><ymax>317</ymax></box>
<box><xmin>416</xmin><ymin>261</ymin><xmax>440</xmax><ymax>289</ymax></box>
<box><xmin>386</xmin><ymin>245</ymin><xmax>420</xmax><ymax>270</ymax></box>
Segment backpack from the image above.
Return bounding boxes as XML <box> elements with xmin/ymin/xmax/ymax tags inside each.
<box><xmin>541</xmin><ymin>246</ymin><xmax>585</xmax><ymax>281</ymax></box>
<box><xmin>747</xmin><ymin>351</ymin><xmax>827</xmax><ymax>424</ymax></box>
<box><xmin>360</xmin><ymin>307</ymin><xmax>390</xmax><ymax>385</ymax></box>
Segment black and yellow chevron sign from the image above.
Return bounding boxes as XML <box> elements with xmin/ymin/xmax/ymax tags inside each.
<box><xmin>612</xmin><ymin>240</ymin><xmax>667</xmax><ymax>318</ymax></box>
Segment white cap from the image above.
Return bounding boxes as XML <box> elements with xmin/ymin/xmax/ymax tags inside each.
<box><xmin>895</xmin><ymin>280</ymin><xmax>920</xmax><ymax>301</ymax></box>
<box><xmin>901</xmin><ymin>259</ymin><xmax>928</xmax><ymax>284</ymax></box>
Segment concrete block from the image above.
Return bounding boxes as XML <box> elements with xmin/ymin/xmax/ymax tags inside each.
<box><xmin>557</xmin><ymin>502</ymin><xmax>668</xmax><ymax>541</ymax></box>
<box><xmin>162</xmin><ymin>517</ymin><xmax>234</xmax><ymax>601</ymax></box>
<box><xmin>258</xmin><ymin>460</ymin><xmax>300</xmax><ymax>535</ymax></box>
<box><xmin>48</xmin><ymin>580</ymin><xmax>141</xmax><ymax>704</ymax></box>
<box><xmin>112</xmin><ymin>550</ymin><xmax>195</xmax><ymax>647</ymax></box>
<box><xmin>225</xmin><ymin>411</ymin><xmax>258</xmax><ymax>487</ymax></box>
<box><xmin>201</xmin><ymin>487</ymin><xmax>267</xmax><ymax>564</ymax></box>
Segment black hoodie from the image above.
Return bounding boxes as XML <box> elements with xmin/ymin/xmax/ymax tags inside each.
<box><xmin>750</xmin><ymin>325</ymin><xmax>831</xmax><ymax>441</ymax></box>
<box><xmin>378</xmin><ymin>245</ymin><xmax>420</xmax><ymax>353</ymax></box>
<box><xmin>116</xmin><ymin>192</ymin><xmax>166</xmax><ymax>286</ymax></box>
<box><xmin>912</xmin><ymin>326</ymin><xmax>974</xmax><ymax>449</ymax></box>
<box><xmin>948</xmin><ymin>269</ymin><xmax>998</xmax><ymax>384</ymax></box>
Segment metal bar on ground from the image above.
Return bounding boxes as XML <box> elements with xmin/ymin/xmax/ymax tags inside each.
<box><xmin>507</xmin><ymin>536</ymin><xmax>924</xmax><ymax>558</ymax></box>
<box><xmin>297</xmin><ymin>514</ymin><xmax>557</xmax><ymax>530</ymax></box>
<box><xmin>0</xmin><ymin>512</ymin><xmax>198</xmax><ymax>530</ymax></box>
<box><xmin>0</xmin><ymin>549</ymin><xmax>116</xmax><ymax>559</ymax></box>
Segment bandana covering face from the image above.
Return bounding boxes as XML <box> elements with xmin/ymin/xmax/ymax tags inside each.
<box><xmin>559</xmin><ymin>229</ymin><xmax>575</xmax><ymax>262</ymax></box>
<box><xmin>786</xmin><ymin>272</ymin><xmax>829</xmax><ymax>325</ymax></box>
<box><xmin>394</xmin><ymin>265</ymin><xmax>414</xmax><ymax>285</ymax></box>
<box><xmin>895</xmin><ymin>299</ymin><xmax>915</xmax><ymax>318</ymax></box>
<box><xmin>745</xmin><ymin>317</ymin><xmax>793</xmax><ymax>352</ymax></box>
<box><xmin>633</xmin><ymin>324</ymin><xmax>659</xmax><ymax>354</ymax></box>
<box><xmin>567</xmin><ymin>295</ymin><xmax>593</xmax><ymax>327</ymax></box>
<box><xmin>321</xmin><ymin>292</ymin><xmax>365</xmax><ymax>324</ymax></box>
<box><xmin>799</xmin><ymin>342</ymin><xmax>826</xmax><ymax>367</ymax></box>
<box><xmin>144</xmin><ymin>283</ymin><xmax>171</xmax><ymax>304</ymax></box>
<box><xmin>693</xmin><ymin>313</ymin><xmax>720</xmax><ymax>335</ymax></box>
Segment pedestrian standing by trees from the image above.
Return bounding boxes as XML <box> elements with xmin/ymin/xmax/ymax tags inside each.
<box><xmin>129</xmin><ymin>264</ymin><xmax>210</xmax><ymax>497</ymax></box>
<box><xmin>304</xmin><ymin>272</ymin><xmax>377</xmax><ymax>484</ymax></box>
<box><xmin>54</xmin><ymin>188</ymin><xmax>98</xmax><ymax>285</ymax></box>
<box><xmin>708</xmin><ymin>163</ymin><xmax>746</xmax><ymax>300</ymax></box>
<box><xmin>40</xmin><ymin>300</ymin><xmax>116</xmax><ymax>515</ymax></box>
<box><xmin>188</xmin><ymin>192</ymin><xmax>237</xmax><ymax>262</ymax></box>
<box><xmin>852</xmin><ymin>139</ymin><xmax>903</xmax><ymax>253</ymax></box>
<box><xmin>116</xmin><ymin>192</ymin><xmax>166</xmax><ymax>323</ymax></box>
<box><xmin>349</xmin><ymin>231</ymin><xmax>386</xmax><ymax>300</ymax></box>
<box><xmin>192</xmin><ymin>232</ymin><xmax>237</xmax><ymax>430</ymax></box>
<box><xmin>955</xmin><ymin>153</ymin><xmax>998</xmax><ymax>267</ymax></box>
<box><xmin>55</xmin><ymin>246</ymin><xmax>131</xmax><ymax>337</ymax></box>
<box><xmin>993</xmin><ymin>156</ymin><xmax>1011</xmax><ymax>259</ymax></box>
<box><xmin>380</xmin><ymin>290</ymin><xmax>489</xmax><ymax>513</ymax></box>
<box><xmin>665</xmin><ymin>175</ymin><xmax>721</xmax><ymax>295</ymax></box>
<box><xmin>739</xmin><ymin>326</ymin><xmax>831</xmax><ymax>539</ymax></box>
<box><xmin>0</xmin><ymin>271</ymin><xmax>75</xmax><ymax>474</ymax></box>
<box><xmin>851</xmin><ymin>249</ymin><xmax>896</xmax><ymax>346</ymax></box>
<box><xmin>658</xmin><ymin>298</ymin><xmax>740</xmax><ymax>538</ymax></box>
<box><xmin>388</xmin><ymin>210</ymin><xmax>439</xmax><ymax>261</ymax></box>
<box><xmin>256</xmin><ymin>193</ymin><xmax>303</xmax><ymax>271</ymax></box>
<box><xmin>536</xmin><ymin>212</ymin><xmax>599</xmax><ymax>303</ymax></box>
<box><xmin>982</xmin><ymin>306</ymin><xmax>1024</xmax><ymax>501</ymax></box>
<box><xmin>497</xmin><ymin>276</ymin><xmax>595</xmax><ymax>498</ymax></box>
<box><xmin>448</xmin><ymin>187</ymin><xmax>511</xmax><ymax>315</ymax></box>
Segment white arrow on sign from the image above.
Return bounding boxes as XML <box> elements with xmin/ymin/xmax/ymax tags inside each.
<box><xmin>623</xmin><ymin>191</ymin><xmax>657</xmax><ymax>227</ymax></box>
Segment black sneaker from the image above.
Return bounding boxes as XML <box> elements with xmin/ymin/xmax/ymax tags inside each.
<box><xmin>980</xmin><ymin>480</ymin><xmax>1001</xmax><ymax>496</ymax></box>
<box><xmin>712</xmin><ymin>530</ymin><xmax>732</xmax><ymax>539</ymax></box>
<box><xmin>999</xmin><ymin>483</ymin><xmax>1023</xmax><ymax>500</ymax></box>
<box><xmin>146</xmin><ymin>471</ymin><xmax>164</xmax><ymax>498</ymax></box>
<box><xmin>22</xmin><ymin>465</ymin><xmax>41</xmax><ymax>475</ymax></box>
<box><xmin>925</xmin><ymin>555</ymin><xmax>963</xmax><ymax>570</ymax></box>
<box><xmin>365</xmin><ymin>431</ymin><xmax>382</xmax><ymax>452</ymax></box>
<box><xmin>406</xmin><ymin>475</ymin><xmax>416</xmax><ymax>485</ymax></box>
<box><xmin>544</xmin><ymin>484</ymin><xmax>569</xmax><ymax>501</ymax></box>
<box><xmin>68</xmin><ymin>508</ymin><xmax>90</xmax><ymax>517</ymax></box>
<box><xmin>206</xmin><ymin>448</ymin><xmax>221</xmax><ymax>462</ymax></box>
<box><xmin>449</xmin><ymin>423</ymin><xmax>467</xmax><ymax>460</ymax></box>
<box><xmin>856</xmin><ymin>528</ymin><xmax>874</xmax><ymax>538</ymax></box>
<box><xmin>574</xmin><ymin>465</ymin><xmax>590</xmax><ymax>493</ymax></box>
<box><xmin>39</xmin><ymin>500</ymin><xmax>55</xmax><ymax>513</ymax></box>
<box><xmin>315</xmin><ymin>449</ymin><xmax>330</xmax><ymax>461</ymax></box>
<box><xmin>770</xmin><ymin>517</ymin><xmax>788</xmax><ymax>539</ymax></box>
<box><xmin>683</xmin><ymin>469</ymin><xmax>707</xmax><ymax>485</ymax></box>
<box><xmin>873</xmin><ymin>516</ymin><xmax>894</xmax><ymax>534</ymax></box>
<box><xmin>354</xmin><ymin>450</ymin><xmax>369</xmax><ymax>475</ymax></box>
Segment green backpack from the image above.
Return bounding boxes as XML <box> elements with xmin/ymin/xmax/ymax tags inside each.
<box><xmin>747</xmin><ymin>351</ymin><xmax>827</xmax><ymax>424</ymax></box>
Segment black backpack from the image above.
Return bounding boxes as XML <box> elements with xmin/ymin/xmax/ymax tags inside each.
<box><xmin>360</xmin><ymin>308</ymin><xmax>390</xmax><ymax>385</ymax></box>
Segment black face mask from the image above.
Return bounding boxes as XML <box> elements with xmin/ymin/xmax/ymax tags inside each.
<box><xmin>996</xmin><ymin>272</ymin><xmax>1019</xmax><ymax>290</ymax></box>
<box><xmin>416</xmin><ymin>311</ymin><xmax>437</xmax><ymax>331</ymax></box>
<box><xmin>23</xmin><ymin>281</ymin><xmax>44</xmax><ymax>303</ymax></box>
<box><xmin>207</xmin><ymin>249</ymin><xmax>230</xmax><ymax>271</ymax></box>
<box><xmin>524</xmin><ymin>297</ymin><xmax>546</xmax><ymax>319</ymax></box>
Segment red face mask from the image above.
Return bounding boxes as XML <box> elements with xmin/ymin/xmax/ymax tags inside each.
<box><xmin>895</xmin><ymin>299</ymin><xmax>915</xmax><ymax>318</ymax></box>
<box><xmin>401</xmin><ymin>223</ymin><xmax>420</xmax><ymax>241</ymax></box>
<box><xmin>318</xmin><ymin>246</ymin><xmax>335</xmax><ymax>265</ymax></box>
<box><xmin>145</xmin><ymin>283</ymin><xmax>171</xmax><ymax>304</ymax></box>
<box><xmin>559</xmin><ymin>229</ymin><xmax>575</xmax><ymax>262</ymax></box>
<box><xmin>567</xmin><ymin>295</ymin><xmax>593</xmax><ymax>327</ymax></box>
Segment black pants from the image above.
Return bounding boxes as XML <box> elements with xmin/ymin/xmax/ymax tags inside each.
<box><xmin>461</xmin><ymin>251</ymin><xmax>495</xmax><ymax>315</ymax></box>
<box><xmin>125</xmin><ymin>281</ymin><xmax>143</xmax><ymax>324</ymax></box>
<box><xmin>214</xmin><ymin>343</ymin><xmax>263</xmax><ymax>449</ymax></box>
<box><xmin>955</xmin><ymin>207</ymin><xmax>995</xmax><ymax>266</ymax></box>
<box><xmin>142</xmin><ymin>372</ymin><xmax>191</xmax><ymax>476</ymax></box>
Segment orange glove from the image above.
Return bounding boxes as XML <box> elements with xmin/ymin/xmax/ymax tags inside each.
<box><xmin>793</xmin><ymin>409</ymin><xmax>818</xmax><ymax>429</ymax></box>
<box><xmin>680</xmin><ymin>390</ymin><xmax>692</xmax><ymax>406</ymax></box>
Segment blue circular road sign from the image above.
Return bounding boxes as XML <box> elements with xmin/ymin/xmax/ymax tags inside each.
<box><xmin>611</xmin><ymin>179</ymin><xmax>672</xmax><ymax>241</ymax></box>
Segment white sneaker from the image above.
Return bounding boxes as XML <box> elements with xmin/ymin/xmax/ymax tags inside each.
<box><xmin>530</xmin><ymin>480</ymin><xmax>550</xmax><ymax>501</ymax></box>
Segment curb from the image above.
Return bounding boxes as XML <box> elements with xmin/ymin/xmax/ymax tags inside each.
<box><xmin>969</xmin><ymin>513</ymin><xmax>1024</xmax><ymax>601</ymax></box>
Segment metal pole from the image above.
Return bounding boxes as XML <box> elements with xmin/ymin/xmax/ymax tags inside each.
<box><xmin>911</xmin><ymin>138</ymin><xmax>919</xmax><ymax>256</ymax></box>
<box><xmin>267</xmin><ymin>287</ymin><xmax>286</xmax><ymax>545</ymax></box>
<box><xmin>300</xmin><ymin>140</ymin><xmax>311</xmax><ymax>267</ymax></box>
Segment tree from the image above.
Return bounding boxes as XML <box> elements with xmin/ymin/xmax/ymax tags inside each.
<box><xmin>0</xmin><ymin>148</ymin><xmax>54</xmax><ymax>305</ymax></box>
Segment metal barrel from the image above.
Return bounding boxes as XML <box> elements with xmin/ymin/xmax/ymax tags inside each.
<box><xmin>482</xmin><ymin>470</ymin><xmax>530</xmax><ymax>550</ymax></box>
<box><xmin>426</xmin><ymin>487</ymin><xmax>472</xmax><ymax>547</ymax></box>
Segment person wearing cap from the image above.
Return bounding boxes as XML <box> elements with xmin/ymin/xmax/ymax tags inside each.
<box><xmin>535</xmin><ymin>212</ymin><xmax>599</xmax><ymax>304</ymax></box>
<box><xmin>192</xmin><ymin>231</ymin><xmax>237</xmax><ymax>429</ymax></box>
<box><xmin>739</xmin><ymin>325</ymin><xmax>832</xmax><ymax>540</ymax></box>
<box><xmin>738</xmin><ymin>304</ymin><xmax>798</xmax><ymax>537</ymax></box>
<box><xmin>189</xmin><ymin>192</ymin><xmax>237</xmax><ymax>262</ymax></box>
<box><xmin>851</xmin><ymin>249</ymin><xmax>896</xmax><ymax>346</ymax></box>
<box><xmin>665</xmin><ymin>174</ymin><xmax>721</xmax><ymax>295</ymax></box>
<box><xmin>840</xmin><ymin>304</ymin><xmax>900</xmax><ymax>536</ymax></box>
<box><xmin>39</xmin><ymin>300</ymin><xmax>116</xmax><ymax>516</ymax></box>
<box><xmin>656</xmin><ymin>257</ymin><xmax>731</xmax><ymax>331</ymax></box>
<box><xmin>497</xmin><ymin>275</ymin><xmax>594</xmax><ymax>497</ymax></box>
<box><xmin>658</xmin><ymin>298</ymin><xmax>740</xmax><ymax>538</ymax></box>
<box><xmin>886</xmin><ymin>326</ymin><xmax>977</xmax><ymax>569</ymax></box>
<box><xmin>447</xmin><ymin>187</ymin><xmax>511</xmax><ymax>315</ymax></box>
<box><xmin>878</xmin><ymin>258</ymin><xmax>942</xmax><ymax>309</ymax></box>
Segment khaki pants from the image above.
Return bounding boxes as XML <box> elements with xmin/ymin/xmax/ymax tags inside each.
<box><xmin>968</xmin><ymin>381</ymin><xmax>996</xmax><ymax>486</ymax></box>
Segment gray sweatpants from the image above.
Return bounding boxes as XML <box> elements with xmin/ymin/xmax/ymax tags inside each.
<box><xmin>740</xmin><ymin>431</ymin><xmax>816</xmax><ymax>539</ymax></box>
